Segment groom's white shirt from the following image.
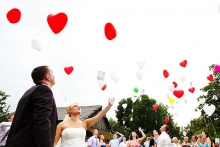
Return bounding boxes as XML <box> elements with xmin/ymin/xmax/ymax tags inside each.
<box><xmin>157</xmin><ymin>132</ymin><xmax>171</xmax><ymax>147</ymax></box>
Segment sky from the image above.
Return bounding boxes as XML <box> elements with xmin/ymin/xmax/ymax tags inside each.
<box><xmin>1</xmin><ymin>0</ymin><xmax>220</xmax><ymax>128</ymax></box>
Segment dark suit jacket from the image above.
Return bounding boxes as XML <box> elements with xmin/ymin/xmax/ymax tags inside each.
<box><xmin>149</xmin><ymin>138</ymin><xmax>156</xmax><ymax>147</ymax></box>
<box><xmin>5</xmin><ymin>84</ymin><xmax>58</xmax><ymax>147</ymax></box>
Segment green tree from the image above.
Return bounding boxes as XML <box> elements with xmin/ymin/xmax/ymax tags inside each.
<box><xmin>110</xmin><ymin>94</ymin><xmax>181</xmax><ymax>140</ymax></box>
<box><xmin>184</xmin><ymin>64</ymin><xmax>220</xmax><ymax>141</ymax></box>
<box><xmin>197</xmin><ymin>64</ymin><xmax>220</xmax><ymax>119</ymax></box>
<box><xmin>0</xmin><ymin>90</ymin><xmax>10</xmax><ymax>122</ymax></box>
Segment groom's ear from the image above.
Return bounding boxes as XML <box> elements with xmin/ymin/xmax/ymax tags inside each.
<box><xmin>45</xmin><ymin>74</ymin><xmax>50</xmax><ymax>81</ymax></box>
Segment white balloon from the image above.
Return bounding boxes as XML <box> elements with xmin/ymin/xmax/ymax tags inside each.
<box><xmin>213</xmin><ymin>95</ymin><xmax>218</xmax><ymax>100</ymax></box>
<box><xmin>136</xmin><ymin>60</ymin><xmax>145</xmax><ymax>69</ymax></box>
<box><xmin>168</xmin><ymin>84</ymin><xmax>174</xmax><ymax>92</ymax></box>
<box><xmin>217</xmin><ymin>5</ymin><xmax>220</xmax><ymax>13</ymax></box>
<box><xmin>174</xmin><ymin>113</ymin><xmax>178</xmax><ymax>117</ymax></box>
<box><xmin>130</xmin><ymin>117</ymin><xmax>133</xmax><ymax>121</ymax></box>
<box><xmin>183</xmin><ymin>131</ymin><xmax>187</xmax><ymax>136</ymax></box>
<box><xmin>184</xmin><ymin>100</ymin><xmax>187</xmax><ymax>103</ymax></box>
<box><xmin>199</xmin><ymin>98</ymin><xmax>205</xmax><ymax>104</ymax></box>
<box><xmin>110</xmin><ymin>70</ymin><xmax>116</xmax><ymax>77</ymax></box>
<box><xmin>171</xmin><ymin>105</ymin><xmax>174</xmax><ymax>109</ymax></box>
<box><xmin>112</xmin><ymin>76</ymin><xmax>119</xmax><ymax>83</ymax></box>
<box><xmin>132</xmin><ymin>96</ymin><xmax>138</xmax><ymax>103</ymax></box>
<box><xmin>203</xmin><ymin>104</ymin><xmax>215</xmax><ymax>116</ymax></box>
<box><xmin>180</xmin><ymin>76</ymin><xmax>186</xmax><ymax>82</ymax></box>
<box><xmin>97</xmin><ymin>80</ymin><xmax>105</xmax><ymax>88</ymax></box>
<box><xmin>136</xmin><ymin>71</ymin><xmax>143</xmax><ymax>80</ymax></box>
<box><xmin>31</xmin><ymin>39</ymin><xmax>41</xmax><ymax>51</ymax></box>
<box><xmin>141</xmin><ymin>89</ymin><xmax>145</xmax><ymax>94</ymax></box>
<box><xmin>122</xmin><ymin>104</ymin><xmax>127</xmax><ymax>109</ymax></box>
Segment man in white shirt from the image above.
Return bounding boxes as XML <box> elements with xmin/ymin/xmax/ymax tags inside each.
<box><xmin>144</xmin><ymin>137</ymin><xmax>151</xmax><ymax>147</ymax></box>
<box><xmin>157</xmin><ymin>124</ymin><xmax>171</xmax><ymax>147</ymax></box>
<box><xmin>119</xmin><ymin>137</ymin><xmax>127</xmax><ymax>147</ymax></box>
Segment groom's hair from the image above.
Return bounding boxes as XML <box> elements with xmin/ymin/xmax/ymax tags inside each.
<box><xmin>31</xmin><ymin>66</ymin><xmax>49</xmax><ymax>84</ymax></box>
<box><xmin>164</xmin><ymin>124</ymin><xmax>169</xmax><ymax>132</ymax></box>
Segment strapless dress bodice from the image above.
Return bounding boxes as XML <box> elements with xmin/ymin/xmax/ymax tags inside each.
<box><xmin>60</xmin><ymin>127</ymin><xmax>87</xmax><ymax>147</ymax></box>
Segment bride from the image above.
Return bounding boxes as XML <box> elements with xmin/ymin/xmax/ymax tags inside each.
<box><xmin>54</xmin><ymin>98</ymin><xmax>115</xmax><ymax>147</ymax></box>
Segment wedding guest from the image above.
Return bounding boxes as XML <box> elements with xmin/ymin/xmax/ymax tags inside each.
<box><xmin>126</xmin><ymin>127</ymin><xmax>146</xmax><ymax>147</ymax></box>
<box><xmin>88</xmin><ymin>129</ymin><xmax>99</xmax><ymax>147</ymax></box>
<box><xmin>202</xmin><ymin>131</ymin><xmax>211</xmax><ymax>147</ymax></box>
<box><xmin>212</xmin><ymin>142</ymin><xmax>219</xmax><ymax>147</ymax></box>
<box><xmin>149</xmin><ymin>130</ymin><xmax>159</xmax><ymax>147</ymax></box>
<box><xmin>198</xmin><ymin>134</ymin><xmax>208</xmax><ymax>147</ymax></box>
<box><xmin>182</xmin><ymin>137</ymin><xmax>191</xmax><ymax>147</ymax></box>
<box><xmin>0</xmin><ymin>113</ymin><xmax>14</xmax><ymax>147</ymax></box>
<box><xmin>157</xmin><ymin>124</ymin><xmax>171</xmax><ymax>147</ymax></box>
<box><xmin>99</xmin><ymin>135</ymin><xmax>107</xmax><ymax>147</ymax></box>
<box><xmin>119</xmin><ymin>137</ymin><xmax>127</xmax><ymax>147</ymax></box>
<box><xmin>191</xmin><ymin>135</ymin><xmax>198</xmax><ymax>147</ymax></box>
<box><xmin>109</xmin><ymin>131</ymin><xmax>124</xmax><ymax>147</ymax></box>
<box><xmin>144</xmin><ymin>137</ymin><xmax>151</xmax><ymax>147</ymax></box>
<box><xmin>171</xmin><ymin>137</ymin><xmax>181</xmax><ymax>147</ymax></box>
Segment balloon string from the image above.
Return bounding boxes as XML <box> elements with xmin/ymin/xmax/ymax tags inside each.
<box><xmin>209</xmin><ymin>117</ymin><xmax>217</xmax><ymax>137</ymax></box>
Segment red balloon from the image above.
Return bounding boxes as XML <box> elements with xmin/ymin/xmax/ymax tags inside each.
<box><xmin>163</xmin><ymin>70</ymin><xmax>169</xmax><ymax>78</ymax></box>
<box><xmin>173</xmin><ymin>82</ymin><xmax>178</xmax><ymax>88</ymax></box>
<box><xmin>188</xmin><ymin>87</ymin><xmax>195</xmax><ymax>93</ymax></box>
<box><xmin>207</xmin><ymin>74</ymin><xmax>213</xmax><ymax>82</ymax></box>
<box><xmin>165</xmin><ymin>117</ymin><xmax>169</xmax><ymax>124</ymax></box>
<box><xmin>7</xmin><ymin>8</ymin><xmax>21</xmax><ymax>23</ymax></box>
<box><xmin>173</xmin><ymin>90</ymin><xmax>184</xmax><ymax>98</ymax></box>
<box><xmin>152</xmin><ymin>104</ymin><xmax>158</xmax><ymax>111</ymax></box>
<box><xmin>47</xmin><ymin>13</ymin><xmax>68</xmax><ymax>34</ymax></box>
<box><xmin>101</xmin><ymin>84</ymin><xmax>107</xmax><ymax>91</ymax></box>
<box><xmin>64</xmin><ymin>66</ymin><xmax>74</xmax><ymax>75</ymax></box>
<box><xmin>104</xmin><ymin>23</ymin><xmax>116</xmax><ymax>40</ymax></box>
<box><xmin>180</xmin><ymin>60</ymin><xmax>187</xmax><ymax>67</ymax></box>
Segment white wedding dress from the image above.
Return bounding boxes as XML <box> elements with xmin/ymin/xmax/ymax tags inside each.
<box><xmin>55</xmin><ymin>115</ymin><xmax>87</xmax><ymax>147</ymax></box>
<box><xmin>60</xmin><ymin>127</ymin><xmax>87</xmax><ymax>147</ymax></box>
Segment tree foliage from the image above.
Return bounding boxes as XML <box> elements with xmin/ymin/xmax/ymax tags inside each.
<box><xmin>0</xmin><ymin>90</ymin><xmax>10</xmax><ymax>122</ymax></box>
<box><xmin>109</xmin><ymin>94</ymin><xmax>181</xmax><ymax>140</ymax></box>
<box><xmin>184</xmin><ymin>64</ymin><xmax>220</xmax><ymax>141</ymax></box>
<box><xmin>197</xmin><ymin>64</ymin><xmax>220</xmax><ymax>119</ymax></box>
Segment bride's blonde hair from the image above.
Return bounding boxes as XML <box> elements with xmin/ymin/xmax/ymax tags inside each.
<box><xmin>66</xmin><ymin>103</ymin><xmax>78</xmax><ymax>117</ymax></box>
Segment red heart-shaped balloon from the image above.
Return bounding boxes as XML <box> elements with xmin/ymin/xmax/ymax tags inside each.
<box><xmin>188</xmin><ymin>87</ymin><xmax>195</xmax><ymax>93</ymax></box>
<box><xmin>180</xmin><ymin>60</ymin><xmax>187</xmax><ymax>67</ymax></box>
<box><xmin>165</xmin><ymin>117</ymin><xmax>169</xmax><ymax>124</ymax></box>
<box><xmin>163</xmin><ymin>70</ymin><xmax>169</xmax><ymax>78</ymax></box>
<box><xmin>47</xmin><ymin>13</ymin><xmax>68</xmax><ymax>34</ymax></box>
<box><xmin>104</xmin><ymin>23</ymin><xmax>117</xmax><ymax>40</ymax></box>
<box><xmin>7</xmin><ymin>8</ymin><xmax>21</xmax><ymax>24</ymax></box>
<box><xmin>64</xmin><ymin>66</ymin><xmax>74</xmax><ymax>75</ymax></box>
<box><xmin>173</xmin><ymin>82</ymin><xmax>178</xmax><ymax>88</ymax></box>
<box><xmin>101</xmin><ymin>84</ymin><xmax>107</xmax><ymax>91</ymax></box>
<box><xmin>152</xmin><ymin>104</ymin><xmax>158</xmax><ymax>111</ymax></box>
<box><xmin>207</xmin><ymin>74</ymin><xmax>213</xmax><ymax>82</ymax></box>
<box><xmin>173</xmin><ymin>90</ymin><xmax>184</xmax><ymax>98</ymax></box>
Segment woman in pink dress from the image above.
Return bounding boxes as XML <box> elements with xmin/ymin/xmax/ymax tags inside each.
<box><xmin>127</xmin><ymin>127</ymin><xmax>146</xmax><ymax>147</ymax></box>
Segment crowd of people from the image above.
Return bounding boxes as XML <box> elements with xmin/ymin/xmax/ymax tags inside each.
<box><xmin>86</xmin><ymin>129</ymin><xmax>219</xmax><ymax>147</ymax></box>
<box><xmin>0</xmin><ymin>66</ymin><xmax>219</xmax><ymax>147</ymax></box>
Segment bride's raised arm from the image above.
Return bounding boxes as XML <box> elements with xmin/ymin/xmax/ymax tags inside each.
<box><xmin>84</xmin><ymin>98</ymin><xmax>115</xmax><ymax>129</ymax></box>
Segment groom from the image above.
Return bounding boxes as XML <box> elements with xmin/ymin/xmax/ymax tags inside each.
<box><xmin>5</xmin><ymin>66</ymin><xmax>58</xmax><ymax>147</ymax></box>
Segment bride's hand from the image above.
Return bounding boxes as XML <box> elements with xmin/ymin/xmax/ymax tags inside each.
<box><xmin>108</xmin><ymin>98</ymin><xmax>115</xmax><ymax>106</ymax></box>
